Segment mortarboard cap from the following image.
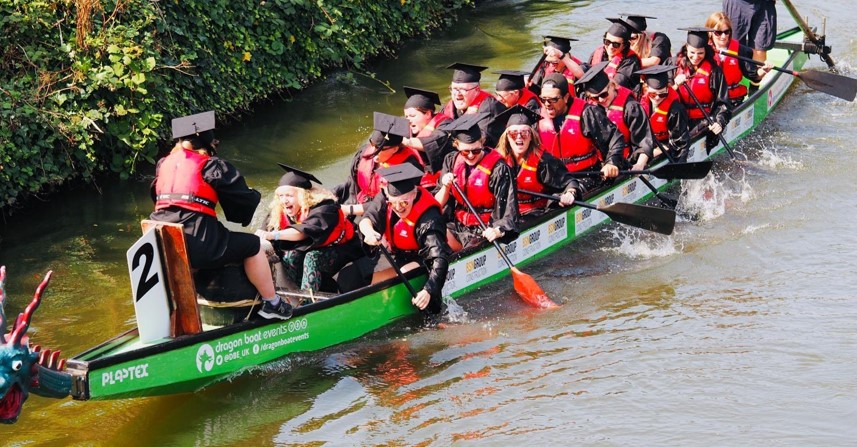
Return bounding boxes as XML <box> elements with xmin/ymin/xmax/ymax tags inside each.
<box><xmin>578</xmin><ymin>61</ymin><xmax>611</xmax><ymax>93</ymax></box>
<box><xmin>543</xmin><ymin>36</ymin><xmax>578</xmax><ymax>55</ymax></box>
<box><xmin>542</xmin><ymin>72</ymin><xmax>570</xmax><ymax>96</ymax></box>
<box><xmin>377</xmin><ymin>163</ymin><xmax>425</xmax><ymax>196</ymax></box>
<box><xmin>403</xmin><ymin>86</ymin><xmax>441</xmax><ymax>110</ymax></box>
<box><xmin>369</xmin><ymin>112</ymin><xmax>410</xmax><ymax>147</ymax></box>
<box><xmin>446</xmin><ymin>62</ymin><xmax>488</xmax><ymax>83</ymax></box>
<box><xmin>606</xmin><ymin>17</ymin><xmax>639</xmax><ymax>41</ymax></box>
<box><xmin>679</xmin><ymin>27</ymin><xmax>714</xmax><ymax>48</ymax></box>
<box><xmin>635</xmin><ymin>65</ymin><xmax>676</xmax><ymax>89</ymax></box>
<box><xmin>449</xmin><ymin>112</ymin><xmax>487</xmax><ymax>144</ymax></box>
<box><xmin>277</xmin><ymin>163</ymin><xmax>322</xmax><ymax>189</ymax></box>
<box><xmin>494</xmin><ymin>70</ymin><xmax>528</xmax><ymax>91</ymax></box>
<box><xmin>171</xmin><ymin>111</ymin><xmax>216</xmax><ymax>150</ymax></box>
<box><xmin>619</xmin><ymin>13</ymin><xmax>656</xmax><ymax>32</ymax></box>
<box><xmin>493</xmin><ymin>104</ymin><xmax>542</xmax><ymax>129</ymax></box>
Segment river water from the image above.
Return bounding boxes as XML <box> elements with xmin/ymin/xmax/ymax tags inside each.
<box><xmin>2</xmin><ymin>1</ymin><xmax>856</xmax><ymax>445</ymax></box>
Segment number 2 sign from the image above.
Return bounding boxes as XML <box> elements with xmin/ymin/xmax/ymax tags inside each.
<box><xmin>127</xmin><ymin>228</ymin><xmax>171</xmax><ymax>343</ymax></box>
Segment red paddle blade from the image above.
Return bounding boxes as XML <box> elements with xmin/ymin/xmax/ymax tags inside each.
<box><xmin>510</xmin><ymin>267</ymin><xmax>558</xmax><ymax>309</ymax></box>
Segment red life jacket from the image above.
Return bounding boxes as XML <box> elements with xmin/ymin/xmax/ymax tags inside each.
<box><xmin>451</xmin><ymin>149</ymin><xmax>504</xmax><ymax>227</ymax></box>
<box><xmin>416</xmin><ymin>113</ymin><xmax>450</xmax><ymax>137</ymax></box>
<box><xmin>538</xmin><ymin>100</ymin><xmax>600</xmax><ymax>172</ymax></box>
<box><xmin>356</xmin><ymin>145</ymin><xmax>425</xmax><ymax>203</ymax></box>
<box><xmin>511</xmin><ymin>150</ymin><xmax>548</xmax><ymax>215</ymax></box>
<box><xmin>716</xmin><ymin>39</ymin><xmax>748</xmax><ymax>101</ymax></box>
<box><xmin>605</xmin><ymin>85</ymin><xmax>634</xmax><ymax>159</ymax></box>
<box><xmin>384</xmin><ymin>187</ymin><xmax>441</xmax><ymax>252</ymax></box>
<box><xmin>154</xmin><ymin>149</ymin><xmax>219</xmax><ymax>217</ymax></box>
<box><xmin>317</xmin><ymin>208</ymin><xmax>355</xmax><ymax>247</ymax></box>
<box><xmin>590</xmin><ymin>46</ymin><xmax>640</xmax><ymax>81</ymax></box>
<box><xmin>677</xmin><ymin>59</ymin><xmax>716</xmax><ymax>120</ymax></box>
<box><xmin>517</xmin><ymin>88</ymin><xmax>542</xmax><ymax>107</ymax></box>
<box><xmin>415</xmin><ymin>112</ymin><xmax>450</xmax><ymax>188</ymax></box>
<box><xmin>441</xmin><ymin>89</ymin><xmax>493</xmax><ymax>119</ymax></box>
<box><xmin>642</xmin><ymin>89</ymin><xmax>681</xmax><ymax>141</ymax></box>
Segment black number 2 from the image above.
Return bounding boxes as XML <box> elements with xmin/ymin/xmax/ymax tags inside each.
<box><xmin>132</xmin><ymin>242</ymin><xmax>160</xmax><ymax>302</ymax></box>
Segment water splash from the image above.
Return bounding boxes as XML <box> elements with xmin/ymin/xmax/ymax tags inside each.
<box><xmin>444</xmin><ymin>296</ymin><xmax>471</xmax><ymax>324</ymax></box>
<box><xmin>606</xmin><ymin>226</ymin><xmax>679</xmax><ymax>259</ymax></box>
<box><xmin>678</xmin><ymin>167</ymin><xmax>753</xmax><ymax>221</ymax></box>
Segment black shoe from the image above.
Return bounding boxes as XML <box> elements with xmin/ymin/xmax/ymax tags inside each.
<box><xmin>258</xmin><ymin>299</ymin><xmax>293</xmax><ymax>320</ymax></box>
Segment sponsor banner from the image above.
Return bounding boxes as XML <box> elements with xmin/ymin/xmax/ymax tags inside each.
<box><xmin>767</xmin><ymin>71</ymin><xmax>792</xmax><ymax>109</ymax></box>
<box><xmin>727</xmin><ymin>104</ymin><xmax>754</xmax><ymax>139</ymax></box>
<box><xmin>575</xmin><ymin>192</ymin><xmax>619</xmax><ymax>236</ymax></box>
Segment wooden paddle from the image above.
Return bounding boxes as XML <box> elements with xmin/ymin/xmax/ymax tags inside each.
<box><xmin>680</xmin><ymin>82</ymin><xmax>737</xmax><ymax>159</ymax></box>
<box><xmin>780</xmin><ymin>0</ymin><xmax>837</xmax><ymax>69</ymax></box>
<box><xmin>568</xmin><ymin>161</ymin><xmax>713</xmax><ymax>180</ymax></box>
<box><xmin>718</xmin><ymin>49</ymin><xmax>856</xmax><ymax>102</ymax></box>
<box><xmin>519</xmin><ymin>189</ymin><xmax>676</xmax><ymax>235</ymax></box>
<box><xmin>450</xmin><ymin>181</ymin><xmax>557</xmax><ymax>309</ymax></box>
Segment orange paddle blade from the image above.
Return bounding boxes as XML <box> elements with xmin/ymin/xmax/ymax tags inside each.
<box><xmin>510</xmin><ymin>267</ymin><xmax>558</xmax><ymax>309</ymax></box>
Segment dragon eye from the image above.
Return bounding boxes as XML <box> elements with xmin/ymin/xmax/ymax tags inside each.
<box><xmin>12</xmin><ymin>360</ymin><xmax>23</xmax><ymax>371</ymax></box>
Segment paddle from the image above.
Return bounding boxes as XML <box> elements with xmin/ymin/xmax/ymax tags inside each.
<box><xmin>519</xmin><ymin>189</ymin><xmax>676</xmax><ymax>235</ymax></box>
<box><xmin>717</xmin><ymin>49</ymin><xmax>857</xmax><ymax>102</ymax></box>
<box><xmin>568</xmin><ymin>161</ymin><xmax>713</xmax><ymax>180</ymax></box>
<box><xmin>377</xmin><ymin>245</ymin><xmax>420</xmax><ymax>301</ymax></box>
<box><xmin>781</xmin><ymin>0</ymin><xmax>837</xmax><ymax>69</ymax></box>
<box><xmin>450</xmin><ymin>181</ymin><xmax>557</xmax><ymax>309</ymax></box>
<box><xmin>637</xmin><ymin>175</ymin><xmax>678</xmax><ymax>209</ymax></box>
<box><xmin>680</xmin><ymin>82</ymin><xmax>736</xmax><ymax>159</ymax></box>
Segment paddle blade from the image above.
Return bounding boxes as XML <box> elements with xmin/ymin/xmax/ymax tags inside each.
<box><xmin>798</xmin><ymin>70</ymin><xmax>857</xmax><ymax>102</ymax></box>
<box><xmin>600</xmin><ymin>203</ymin><xmax>676</xmax><ymax>235</ymax></box>
<box><xmin>510</xmin><ymin>267</ymin><xmax>557</xmax><ymax>309</ymax></box>
<box><xmin>650</xmin><ymin>161</ymin><xmax>713</xmax><ymax>179</ymax></box>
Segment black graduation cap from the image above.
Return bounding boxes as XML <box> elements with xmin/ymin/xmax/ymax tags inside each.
<box><xmin>446</xmin><ymin>62</ymin><xmax>488</xmax><ymax>83</ymax></box>
<box><xmin>403</xmin><ymin>86</ymin><xmax>441</xmax><ymax>110</ymax></box>
<box><xmin>606</xmin><ymin>17</ymin><xmax>639</xmax><ymax>41</ymax></box>
<box><xmin>369</xmin><ymin>112</ymin><xmax>410</xmax><ymax>147</ymax></box>
<box><xmin>494</xmin><ymin>104</ymin><xmax>541</xmax><ymax>129</ymax></box>
<box><xmin>172</xmin><ymin>110</ymin><xmax>215</xmax><ymax>140</ymax></box>
<box><xmin>543</xmin><ymin>36</ymin><xmax>577</xmax><ymax>55</ymax></box>
<box><xmin>635</xmin><ymin>65</ymin><xmax>676</xmax><ymax>89</ymax></box>
<box><xmin>542</xmin><ymin>72</ymin><xmax>570</xmax><ymax>96</ymax></box>
<box><xmin>577</xmin><ymin>61</ymin><xmax>611</xmax><ymax>93</ymax></box>
<box><xmin>277</xmin><ymin>163</ymin><xmax>322</xmax><ymax>189</ymax></box>
<box><xmin>377</xmin><ymin>163</ymin><xmax>425</xmax><ymax>196</ymax></box>
<box><xmin>619</xmin><ymin>13</ymin><xmax>656</xmax><ymax>32</ymax></box>
<box><xmin>494</xmin><ymin>70</ymin><xmax>528</xmax><ymax>91</ymax></box>
<box><xmin>449</xmin><ymin>112</ymin><xmax>487</xmax><ymax>144</ymax></box>
<box><xmin>679</xmin><ymin>27</ymin><xmax>715</xmax><ymax>48</ymax></box>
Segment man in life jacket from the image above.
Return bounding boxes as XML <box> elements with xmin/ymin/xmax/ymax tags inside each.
<box><xmin>620</xmin><ymin>13</ymin><xmax>672</xmax><ymax>69</ymax></box>
<box><xmin>400</xmin><ymin>86</ymin><xmax>453</xmax><ymax>190</ymax></box>
<box><xmin>494</xmin><ymin>70</ymin><xmax>541</xmax><ymax>114</ymax></box>
<box><xmin>578</xmin><ymin>61</ymin><xmax>656</xmax><ymax>172</ymax></box>
<box><xmin>440</xmin><ymin>62</ymin><xmax>506</xmax><ymax>147</ymax></box>
<box><xmin>528</xmin><ymin>36</ymin><xmax>584</xmax><ymax>96</ymax></box>
<box><xmin>434</xmin><ymin>112</ymin><xmax>519</xmax><ymax>252</ymax></box>
<box><xmin>150</xmin><ymin>111</ymin><xmax>292</xmax><ymax>320</ymax></box>
<box><xmin>359</xmin><ymin>163</ymin><xmax>452</xmax><ymax>319</ymax></box>
<box><xmin>584</xmin><ymin>18</ymin><xmax>644</xmax><ymax>97</ymax></box>
<box><xmin>333</xmin><ymin>112</ymin><xmax>425</xmax><ymax>217</ymax></box>
<box><xmin>537</xmin><ymin>73</ymin><xmax>626</xmax><ymax>195</ymax></box>
<box><xmin>636</xmin><ymin>65</ymin><xmax>691</xmax><ymax>162</ymax></box>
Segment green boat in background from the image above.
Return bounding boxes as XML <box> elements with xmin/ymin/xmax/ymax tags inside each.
<box><xmin>2</xmin><ymin>20</ymin><xmax>839</xmax><ymax>424</ymax></box>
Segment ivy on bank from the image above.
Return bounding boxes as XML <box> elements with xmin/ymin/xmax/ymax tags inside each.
<box><xmin>0</xmin><ymin>0</ymin><xmax>473</xmax><ymax>210</ymax></box>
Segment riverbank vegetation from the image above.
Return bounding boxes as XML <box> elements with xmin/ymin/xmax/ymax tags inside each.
<box><xmin>0</xmin><ymin>0</ymin><xmax>473</xmax><ymax>211</ymax></box>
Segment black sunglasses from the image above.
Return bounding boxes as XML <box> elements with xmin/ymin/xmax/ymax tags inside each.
<box><xmin>603</xmin><ymin>38</ymin><xmax>624</xmax><ymax>49</ymax></box>
<box><xmin>540</xmin><ymin>96</ymin><xmax>563</xmax><ymax>105</ymax></box>
<box><xmin>712</xmin><ymin>29</ymin><xmax>732</xmax><ymax>37</ymax></box>
<box><xmin>459</xmin><ymin>148</ymin><xmax>483</xmax><ymax>156</ymax></box>
<box><xmin>586</xmin><ymin>90</ymin><xmax>610</xmax><ymax>101</ymax></box>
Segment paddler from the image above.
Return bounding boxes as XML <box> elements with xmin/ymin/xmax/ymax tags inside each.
<box><xmin>399</xmin><ymin>86</ymin><xmax>453</xmax><ymax>190</ymax></box>
<box><xmin>620</xmin><ymin>13</ymin><xmax>672</xmax><ymax>69</ymax></box>
<box><xmin>150</xmin><ymin>111</ymin><xmax>292</xmax><ymax>320</ymax></box>
<box><xmin>581</xmin><ymin>18</ymin><xmax>644</xmax><ymax>97</ymax></box>
<box><xmin>636</xmin><ymin>65</ymin><xmax>691</xmax><ymax>162</ymax></box>
<box><xmin>434</xmin><ymin>112</ymin><xmax>518</xmax><ymax>252</ymax></box>
<box><xmin>493</xmin><ymin>70</ymin><xmax>541</xmax><ymax>114</ymax></box>
<box><xmin>440</xmin><ymin>62</ymin><xmax>506</xmax><ymax>147</ymax></box>
<box><xmin>706</xmin><ymin>11</ymin><xmax>773</xmax><ymax>101</ymax></box>
<box><xmin>527</xmin><ymin>36</ymin><xmax>583</xmax><ymax>96</ymax></box>
<box><xmin>358</xmin><ymin>163</ymin><xmax>452</xmax><ymax>317</ymax></box>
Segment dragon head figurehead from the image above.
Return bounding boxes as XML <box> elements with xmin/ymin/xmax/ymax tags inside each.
<box><xmin>0</xmin><ymin>266</ymin><xmax>70</xmax><ymax>424</ymax></box>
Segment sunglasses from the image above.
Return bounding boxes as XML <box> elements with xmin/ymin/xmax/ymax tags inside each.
<box><xmin>712</xmin><ymin>29</ymin><xmax>732</xmax><ymax>37</ymax></box>
<box><xmin>586</xmin><ymin>89</ymin><xmax>610</xmax><ymax>101</ymax></box>
<box><xmin>603</xmin><ymin>38</ymin><xmax>624</xmax><ymax>49</ymax></box>
<box><xmin>459</xmin><ymin>148</ymin><xmax>484</xmax><ymax>156</ymax></box>
<box><xmin>629</xmin><ymin>33</ymin><xmax>640</xmax><ymax>41</ymax></box>
<box><xmin>387</xmin><ymin>194</ymin><xmax>416</xmax><ymax>207</ymax></box>
<box><xmin>449</xmin><ymin>85</ymin><xmax>479</xmax><ymax>94</ymax></box>
<box><xmin>508</xmin><ymin>129</ymin><xmax>531</xmax><ymax>139</ymax></box>
<box><xmin>540</xmin><ymin>96</ymin><xmax>562</xmax><ymax>105</ymax></box>
<box><xmin>648</xmin><ymin>91</ymin><xmax>670</xmax><ymax>99</ymax></box>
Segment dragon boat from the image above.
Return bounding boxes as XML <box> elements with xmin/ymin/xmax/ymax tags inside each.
<box><xmin>0</xmin><ymin>23</ymin><xmax>840</xmax><ymax>424</ymax></box>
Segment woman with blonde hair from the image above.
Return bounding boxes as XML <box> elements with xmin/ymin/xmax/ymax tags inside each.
<box><xmin>621</xmin><ymin>14</ymin><xmax>672</xmax><ymax>68</ymax></box>
<box><xmin>706</xmin><ymin>11</ymin><xmax>773</xmax><ymax>102</ymax></box>
<box><xmin>258</xmin><ymin>165</ymin><xmax>364</xmax><ymax>293</ymax></box>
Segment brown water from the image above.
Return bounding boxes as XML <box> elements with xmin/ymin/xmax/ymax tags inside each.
<box><xmin>2</xmin><ymin>1</ymin><xmax>857</xmax><ymax>445</ymax></box>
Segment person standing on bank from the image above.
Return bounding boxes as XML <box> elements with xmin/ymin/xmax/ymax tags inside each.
<box><xmin>258</xmin><ymin>165</ymin><xmax>364</xmax><ymax>293</ymax></box>
<box><xmin>636</xmin><ymin>65</ymin><xmax>692</xmax><ymax>162</ymax></box>
<box><xmin>493</xmin><ymin>105</ymin><xmax>581</xmax><ymax>217</ymax></box>
<box><xmin>400</xmin><ymin>86</ymin><xmax>453</xmax><ymax>190</ymax></box>
<box><xmin>620</xmin><ymin>13</ymin><xmax>672</xmax><ymax>68</ymax></box>
<box><xmin>722</xmin><ymin>0</ymin><xmax>777</xmax><ymax>64</ymax></box>
<box><xmin>359</xmin><ymin>164</ymin><xmax>452</xmax><ymax>316</ymax></box>
<box><xmin>528</xmin><ymin>36</ymin><xmax>584</xmax><ymax>96</ymax></box>
<box><xmin>537</xmin><ymin>73</ymin><xmax>626</xmax><ymax>194</ymax></box>
<box><xmin>673</xmin><ymin>27</ymin><xmax>732</xmax><ymax>151</ymax></box>
<box><xmin>333</xmin><ymin>113</ymin><xmax>424</xmax><ymax>216</ymax></box>
<box><xmin>435</xmin><ymin>113</ymin><xmax>519</xmax><ymax>252</ymax></box>
<box><xmin>707</xmin><ymin>11</ymin><xmax>774</xmax><ymax>102</ymax></box>
<box><xmin>440</xmin><ymin>62</ymin><xmax>506</xmax><ymax>147</ymax></box>
<box><xmin>150</xmin><ymin>111</ymin><xmax>292</xmax><ymax>320</ymax></box>
<box><xmin>578</xmin><ymin>62</ymin><xmax>656</xmax><ymax>172</ymax></box>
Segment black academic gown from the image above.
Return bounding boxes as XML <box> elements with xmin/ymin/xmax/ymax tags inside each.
<box><xmin>644</xmin><ymin>97</ymin><xmax>691</xmax><ymax>162</ymax></box>
<box><xmin>619</xmin><ymin>97</ymin><xmax>657</xmax><ymax>163</ymax></box>
<box><xmin>509</xmin><ymin>151</ymin><xmax>581</xmax><ymax>216</ymax></box>
<box><xmin>332</xmin><ymin>144</ymin><xmax>424</xmax><ymax>205</ymax></box>
<box><xmin>441</xmin><ymin>95</ymin><xmax>507</xmax><ymax>147</ymax></box>
<box><xmin>584</xmin><ymin>50</ymin><xmax>643</xmax><ymax>97</ymax></box>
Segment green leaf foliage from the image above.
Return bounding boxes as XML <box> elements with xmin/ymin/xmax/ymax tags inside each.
<box><xmin>0</xmin><ymin>0</ymin><xmax>473</xmax><ymax>210</ymax></box>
